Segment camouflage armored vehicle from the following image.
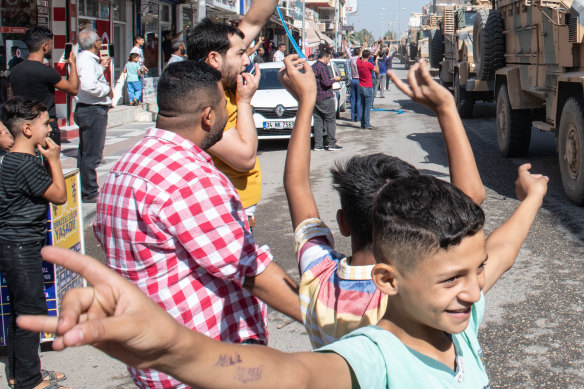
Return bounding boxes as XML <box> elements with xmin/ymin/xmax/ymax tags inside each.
<box><xmin>476</xmin><ymin>0</ymin><xmax>584</xmax><ymax>204</ymax></box>
<box><xmin>434</xmin><ymin>0</ymin><xmax>496</xmax><ymax>117</ymax></box>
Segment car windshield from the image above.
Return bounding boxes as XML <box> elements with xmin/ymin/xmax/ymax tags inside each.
<box><xmin>257</xmin><ymin>68</ymin><xmax>284</xmax><ymax>90</ymax></box>
<box><xmin>335</xmin><ymin>62</ymin><xmax>347</xmax><ymax>76</ymax></box>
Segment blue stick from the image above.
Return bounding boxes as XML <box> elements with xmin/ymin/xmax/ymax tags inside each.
<box><xmin>276</xmin><ymin>5</ymin><xmax>306</xmax><ymax>59</ymax></box>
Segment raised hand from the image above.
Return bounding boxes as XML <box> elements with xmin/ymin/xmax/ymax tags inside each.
<box><xmin>236</xmin><ymin>63</ymin><xmax>261</xmax><ymax>104</ymax></box>
<box><xmin>388</xmin><ymin>59</ymin><xmax>454</xmax><ymax>114</ymax></box>
<box><xmin>278</xmin><ymin>54</ymin><xmax>316</xmax><ymax>104</ymax></box>
<box><xmin>17</xmin><ymin>246</ymin><xmax>185</xmax><ymax>371</ymax></box>
<box><xmin>515</xmin><ymin>163</ymin><xmax>549</xmax><ymax>201</ymax></box>
<box><xmin>0</xmin><ymin>127</ymin><xmax>13</xmax><ymax>151</ymax></box>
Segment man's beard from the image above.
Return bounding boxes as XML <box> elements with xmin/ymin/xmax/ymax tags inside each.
<box><xmin>44</xmin><ymin>50</ymin><xmax>52</xmax><ymax>60</ymax></box>
<box><xmin>200</xmin><ymin>114</ymin><xmax>228</xmax><ymax>150</ymax></box>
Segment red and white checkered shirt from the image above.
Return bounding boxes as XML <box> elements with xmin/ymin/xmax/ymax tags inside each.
<box><xmin>93</xmin><ymin>128</ymin><xmax>272</xmax><ymax>388</ymax></box>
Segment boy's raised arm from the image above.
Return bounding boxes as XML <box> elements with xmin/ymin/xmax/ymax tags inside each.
<box><xmin>388</xmin><ymin>60</ymin><xmax>486</xmax><ymax>205</ymax></box>
<box><xmin>18</xmin><ymin>247</ymin><xmax>353</xmax><ymax>389</ymax></box>
<box><xmin>482</xmin><ymin>163</ymin><xmax>548</xmax><ymax>293</ymax></box>
<box><xmin>281</xmin><ymin>55</ymin><xmax>320</xmax><ymax>230</ymax></box>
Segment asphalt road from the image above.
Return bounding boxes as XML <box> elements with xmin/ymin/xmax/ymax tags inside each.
<box><xmin>3</xmin><ymin>61</ymin><xmax>584</xmax><ymax>388</ymax></box>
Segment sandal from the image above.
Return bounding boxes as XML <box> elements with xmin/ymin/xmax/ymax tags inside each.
<box><xmin>41</xmin><ymin>370</ymin><xmax>67</xmax><ymax>382</ymax></box>
<box><xmin>40</xmin><ymin>383</ymin><xmax>69</xmax><ymax>389</ymax></box>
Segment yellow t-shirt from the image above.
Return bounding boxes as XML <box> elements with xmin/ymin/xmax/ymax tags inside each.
<box><xmin>209</xmin><ymin>89</ymin><xmax>262</xmax><ymax>209</ymax></box>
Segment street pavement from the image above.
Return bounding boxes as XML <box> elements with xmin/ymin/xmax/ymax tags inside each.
<box><xmin>2</xmin><ymin>62</ymin><xmax>584</xmax><ymax>388</ymax></box>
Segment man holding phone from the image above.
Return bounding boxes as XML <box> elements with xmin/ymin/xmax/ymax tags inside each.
<box><xmin>8</xmin><ymin>26</ymin><xmax>79</xmax><ymax>145</ymax></box>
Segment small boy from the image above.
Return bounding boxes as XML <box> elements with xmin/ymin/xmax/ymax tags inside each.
<box><xmin>0</xmin><ymin>96</ymin><xmax>68</xmax><ymax>389</ymax></box>
<box><xmin>287</xmin><ymin>59</ymin><xmax>486</xmax><ymax>348</ymax></box>
<box><xmin>124</xmin><ymin>53</ymin><xmax>142</xmax><ymax>106</ymax></box>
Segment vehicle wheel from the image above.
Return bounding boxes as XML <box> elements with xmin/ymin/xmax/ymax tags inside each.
<box><xmin>454</xmin><ymin>72</ymin><xmax>473</xmax><ymax>118</ymax></box>
<box><xmin>496</xmin><ymin>83</ymin><xmax>532</xmax><ymax>157</ymax></box>
<box><xmin>558</xmin><ymin>98</ymin><xmax>584</xmax><ymax>205</ymax></box>
<box><xmin>473</xmin><ymin>9</ymin><xmax>505</xmax><ymax>81</ymax></box>
<box><xmin>430</xmin><ymin>28</ymin><xmax>443</xmax><ymax>69</ymax></box>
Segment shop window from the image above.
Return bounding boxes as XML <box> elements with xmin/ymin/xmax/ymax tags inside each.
<box><xmin>79</xmin><ymin>0</ymin><xmax>110</xmax><ymax>19</ymax></box>
<box><xmin>113</xmin><ymin>0</ymin><xmax>126</xmax><ymax>22</ymax></box>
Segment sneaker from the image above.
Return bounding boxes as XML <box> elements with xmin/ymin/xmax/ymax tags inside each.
<box><xmin>328</xmin><ymin>145</ymin><xmax>344</xmax><ymax>151</ymax></box>
<box><xmin>364</xmin><ymin>126</ymin><xmax>374</xmax><ymax>130</ymax></box>
<box><xmin>314</xmin><ymin>147</ymin><xmax>325</xmax><ymax>151</ymax></box>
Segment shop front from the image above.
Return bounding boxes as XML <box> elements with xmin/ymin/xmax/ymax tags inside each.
<box><xmin>0</xmin><ymin>0</ymin><xmax>46</xmax><ymax>105</ymax></box>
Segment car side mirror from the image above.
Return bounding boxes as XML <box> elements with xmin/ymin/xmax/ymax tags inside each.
<box><xmin>332</xmin><ymin>82</ymin><xmax>341</xmax><ymax>90</ymax></box>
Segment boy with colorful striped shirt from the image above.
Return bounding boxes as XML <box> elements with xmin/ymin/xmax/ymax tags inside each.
<box><xmin>287</xmin><ymin>60</ymin><xmax>486</xmax><ymax>348</ymax></box>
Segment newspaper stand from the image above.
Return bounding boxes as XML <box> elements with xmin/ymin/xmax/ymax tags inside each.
<box><xmin>0</xmin><ymin>168</ymin><xmax>86</xmax><ymax>345</ymax></box>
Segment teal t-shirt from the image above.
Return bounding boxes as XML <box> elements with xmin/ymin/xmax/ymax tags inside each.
<box><xmin>318</xmin><ymin>294</ymin><xmax>489</xmax><ymax>388</ymax></box>
<box><xmin>125</xmin><ymin>62</ymin><xmax>140</xmax><ymax>82</ymax></box>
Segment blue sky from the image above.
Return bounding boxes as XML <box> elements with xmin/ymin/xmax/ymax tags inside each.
<box><xmin>345</xmin><ymin>0</ymin><xmax>430</xmax><ymax>39</ymax></box>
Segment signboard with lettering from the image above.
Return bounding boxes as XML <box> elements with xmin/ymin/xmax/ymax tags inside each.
<box><xmin>0</xmin><ymin>169</ymin><xmax>86</xmax><ymax>346</ymax></box>
<box><xmin>344</xmin><ymin>0</ymin><xmax>357</xmax><ymax>14</ymax></box>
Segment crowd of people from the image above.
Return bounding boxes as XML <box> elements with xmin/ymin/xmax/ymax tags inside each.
<box><xmin>0</xmin><ymin>1</ymin><xmax>550</xmax><ymax>388</ymax></box>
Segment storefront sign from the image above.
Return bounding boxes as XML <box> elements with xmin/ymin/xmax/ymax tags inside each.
<box><xmin>37</xmin><ymin>0</ymin><xmax>49</xmax><ymax>27</ymax></box>
<box><xmin>0</xmin><ymin>27</ymin><xmax>27</xmax><ymax>34</ymax></box>
<box><xmin>342</xmin><ymin>25</ymin><xmax>354</xmax><ymax>32</ymax></box>
<box><xmin>143</xmin><ymin>77</ymin><xmax>159</xmax><ymax>103</ymax></box>
<box><xmin>344</xmin><ymin>0</ymin><xmax>357</xmax><ymax>14</ymax></box>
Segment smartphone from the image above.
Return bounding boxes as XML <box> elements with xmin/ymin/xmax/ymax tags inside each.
<box><xmin>108</xmin><ymin>44</ymin><xmax>115</xmax><ymax>58</ymax></box>
<box><xmin>64</xmin><ymin>43</ymin><xmax>72</xmax><ymax>60</ymax></box>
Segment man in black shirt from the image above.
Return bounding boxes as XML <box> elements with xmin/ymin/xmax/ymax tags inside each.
<box><xmin>162</xmin><ymin>25</ymin><xmax>189</xmax><ymax>63</ymax></box>
<box><xmin>7</xmin><ymin>46</ymin><xmax>24</xmax><ymax>69</ymax></box>
<box><xmin>9</xmin><ymin>27</ymin><xmax>79</xmax><ymax>145</ymax></box>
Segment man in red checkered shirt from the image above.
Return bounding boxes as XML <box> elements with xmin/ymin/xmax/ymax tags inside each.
<box><xmin>93</xmin><ymin>60</ymin><xmax>301</xmax><ymax>388</ymax></box>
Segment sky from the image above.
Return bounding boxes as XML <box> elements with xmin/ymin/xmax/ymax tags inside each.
<box><xmin>345</xmin><ymin>0</ymin><xmax>431</xmax><ymax>39</ymax></box>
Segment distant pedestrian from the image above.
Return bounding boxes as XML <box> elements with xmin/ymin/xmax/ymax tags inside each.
<box><xmin>357</xmin><ymin>49</ymin><xmax>379</xmax><ymax>129</ymax></box>
<box><xmin>272</xmin><ymin>43</ymin><xmax>286</xmax><ymax>62</ymax></box>
<box><xmin>124</xmin><ymin>53</ymin><xmax>142</xmax><ymax>105</ymax></box>
<box><xmin>0</xmin><ymin>96</ymin><xmax>68</xmax><ymax>389</ymax></box>
<box><xmin>343</xmin><ymin>37</ymin><xmax>366</xmax><ymax>122</ymax></box>
<box><xmin>161</xmin><ymin>26</ymin><xmax>189</xmax><ymax>63</ymax></box>
<box><xmin>307</xmin><ymin>53</ymin><xmax>315</xmax><ymax>61</ymax></box>
<box><xmin>74</xmin><ymin>29</ymin><xmax>112</xmax><ymax>203</ymax></box>
<box><xmin>375</xmin><ymin>51</ymin><xmax>387</xmax><ymax>98</ymax></box>
<box><xmin>311</xmin><ymin>49</ymin><xmax>343</xmax><ymax>151</ymax></box>
<box><xmin>255</xmin><ymin>46</ymin><xmax>266</xmax><ymax>63</ymax></box>
<box><xmin>8</xmin><ymin>26</ymin><xmax>79</xmax><ymax>145</ymax></box>
<box><xmin>129</xmin><ymin>34</ymin><xmax>148</xmax><ymax>77</ymax></box>
<box><xmin>167</xmin><ymin>40</ymin><xmax>186</xmax><ymax>65</ymax></box>
<box><xmin>385</xmin><ymin>50</ymin><xmax>396</xmax><ymax>90</ymax></box>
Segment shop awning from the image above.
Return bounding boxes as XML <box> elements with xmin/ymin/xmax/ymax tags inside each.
<box><xmin>305</xmin><ymin>20</ymin><xmax>321</xmax><ymax>47</ymax></box>
<box><xmin>316</xmin><ymin>30</ymin><xmax>334</xmax><ymax>45</ymax></box>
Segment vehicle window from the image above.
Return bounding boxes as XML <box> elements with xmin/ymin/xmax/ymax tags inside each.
<box><xmin>336</xmin><ymin>62</ymin><xmax>347</xmax><ymax>76</ymax></box>
<box><xmin>465</xmin><ymin>11</ymin><xmax>476</xmax><ymax>27</ymax></box>
<box><xmin>257</xmin><ymin>68</ymin><xmax>284</xmax><ymax>90</ymax></box>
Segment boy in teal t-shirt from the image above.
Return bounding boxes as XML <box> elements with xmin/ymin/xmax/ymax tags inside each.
<box><xmin>124</xmin><ymin>53</ymin><xmax>142</xmax><ymax>105</ymax></box>
<box><xmin>18</xmin><ymin>57</ymin><xmax>550</xmax><ymax>389</ymax></box>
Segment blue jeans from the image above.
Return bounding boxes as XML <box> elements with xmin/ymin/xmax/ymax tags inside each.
<box><xmin>359</xmin><ymin>86</ymin><xmax>374</xmax><ymax>127</ymax></box>
<box><xmin>75</xmin><ymin>104</ymin><xmax>109</xmax><ymax>199</ymax></box>
<box><xmin>0</xmin><ymin>238</ymin><xmax>47</xmax><ymax>389</ymax></box>
<box><xmin>127</xmin><ymin>81</ymin><xmax>142</xmax><ymax>102</ymax></box>
<box><xmin>350</xmin><ymin>78</ymin><xmax>361</xmax><ymax>121</ymax></box>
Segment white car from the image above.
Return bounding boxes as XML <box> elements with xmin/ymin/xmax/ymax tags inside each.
<box><xmin>309</xmin><ymin>60</ymin><xmax>348</xmax><ymax>118</ymax></box>
<box><xmin>250</xmin><ymin>62</ymin><xmax>314</xmax><ymax>140</ymax></box>
<box><xmin>330</xmin><ymin>58</ymin><xmax>352</xmax><ymax>106</ymax></box>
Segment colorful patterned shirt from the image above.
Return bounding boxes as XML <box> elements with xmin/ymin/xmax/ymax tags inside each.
<box><xmin>94</xmin><ymin>128</ymin><xmax>272</xmax><ymax>388</ymax></box>
<box><xmin>295</xmin><ymin>218</ymin><xmax>387</xmax><ymax>349</ymax></box>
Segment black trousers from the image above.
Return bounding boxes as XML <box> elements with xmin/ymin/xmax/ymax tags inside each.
<box><xmin>74</xmin><ymin>104</ymin><xmax>109</xmax><ymax>199</ymax></box>
<box><xmin>0</xmin><ymin>238</ymin><xmax>47</xmax><ymax>389</ymax></box>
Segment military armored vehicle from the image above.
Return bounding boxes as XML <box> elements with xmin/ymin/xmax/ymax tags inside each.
<box><xmin>474</xmin><ymin>0</ymin><xmax>584</xmax><ymax>204</ymax></box>
<box><xmin>434</xmin><ymin>0</ymin><xmax>496</xmax><ymax>117</ymax></box>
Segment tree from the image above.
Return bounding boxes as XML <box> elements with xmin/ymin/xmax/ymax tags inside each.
<box><xmin>383</xmin><ymin>30</ymin><xmax>395</xmax><ymax>40</ymax></box>
<box><xmin>350</xmin><ymin>29</ymin><xmax>374</xmax><ymax>46</ymax></box>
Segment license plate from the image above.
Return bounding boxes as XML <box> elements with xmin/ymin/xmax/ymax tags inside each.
<box><xmin>263</xmin><ymin>121</ymin><xmax>294</xmax><ymax>129</ymax></box>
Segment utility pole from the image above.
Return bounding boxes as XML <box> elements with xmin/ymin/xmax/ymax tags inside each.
<box><xmin>334</xmin><ymin>0</ymin><xmax>338</xmax><ymax>49</ymax></box>
<box><xmin>302</xmin><ymin>0</ymin><xmax>306</xmax><ymax>53</ymax></box>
